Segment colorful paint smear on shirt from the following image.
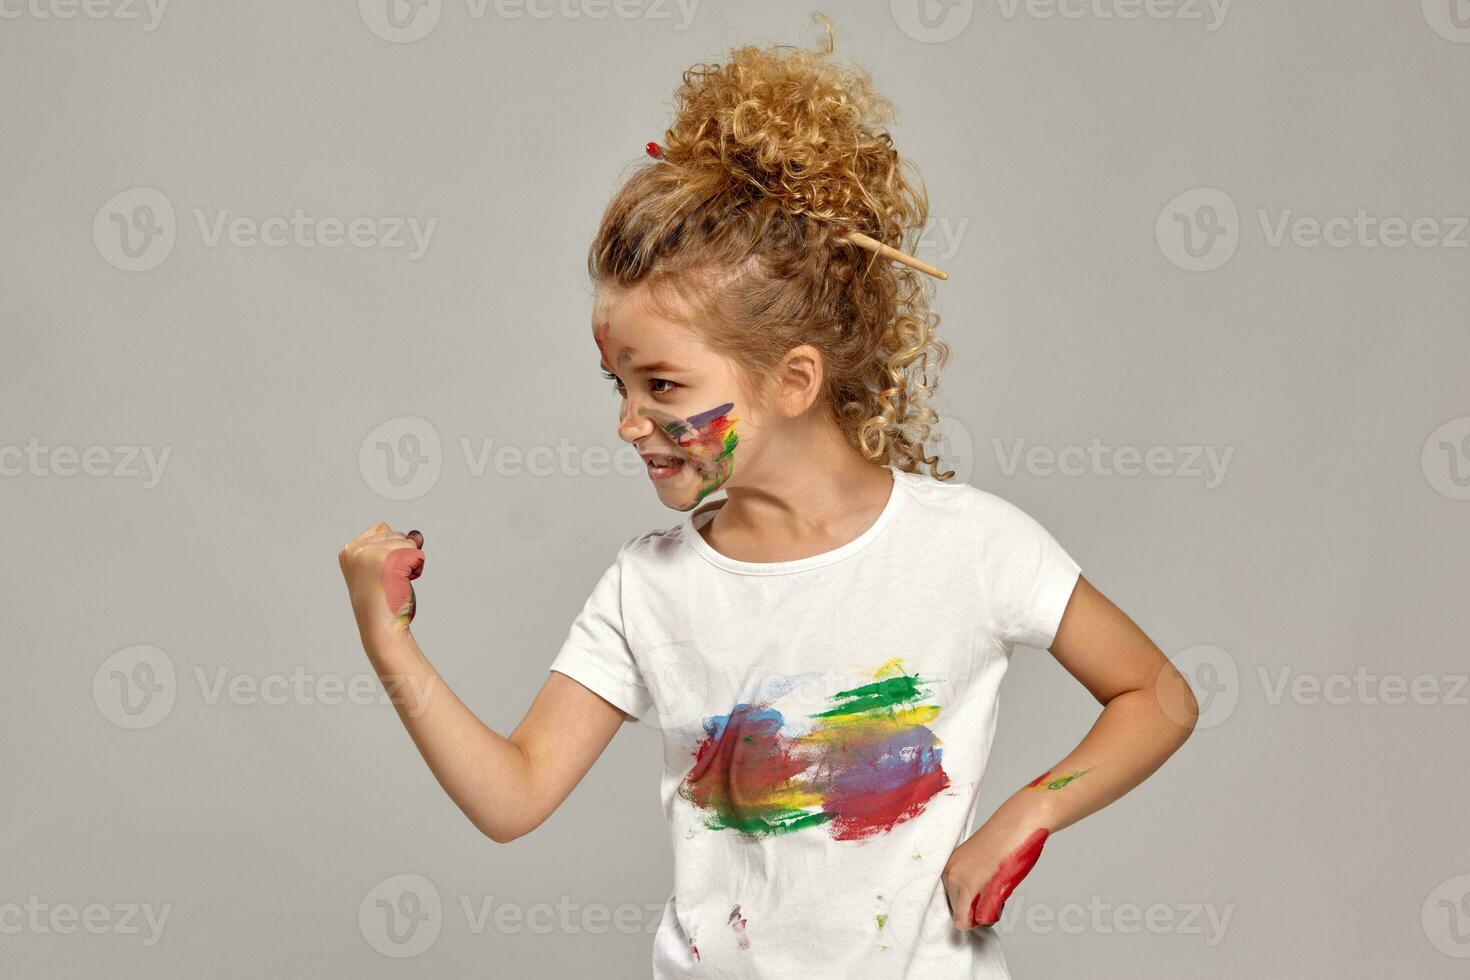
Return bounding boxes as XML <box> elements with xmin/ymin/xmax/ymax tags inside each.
<box><xmin>678</xmin><ymin>659</ymin><xmax>950</xmax><ymax>842</ymax></box>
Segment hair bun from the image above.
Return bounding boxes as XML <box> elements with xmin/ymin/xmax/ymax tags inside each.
<box><xmin>659</xmin><ymin>13</ymin><xmax>911</xmax><ymax>234</ymax></box>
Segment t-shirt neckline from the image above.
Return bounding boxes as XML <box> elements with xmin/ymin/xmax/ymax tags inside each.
<box><xmin>680</xmin><ymin>465</ymin><xmax>908</xmax><ymax>576</ymax></box>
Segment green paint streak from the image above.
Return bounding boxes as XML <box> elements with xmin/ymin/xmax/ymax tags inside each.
<box><xmin>810</xmin><ymin>673</ymin><xmax>929</xmax><ymax>717</ymax></box>
<box><xmin>875</xmin><ymin>913</ymin><xmax>887</xmax><ymax>931</ymax></box>
<box><xmin>1043</xmin><ymin>769</ymin><xmax>1092</xmax><ymax>791</ymax></box>
<box><xmin>700</xmin><ymin>807</ymin><xmax>834</xmax><ymax>837</ymax></box>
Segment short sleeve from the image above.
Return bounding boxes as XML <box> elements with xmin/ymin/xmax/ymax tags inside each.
<box><xmin>970</xmin><ymin>488</ymin><xmax>1082</xmax><ymax>652</ymax></box>
<box><xmin>547</xmin><ymin>539</ymin><xmax>652</xmax><ymax>722</ymax></box>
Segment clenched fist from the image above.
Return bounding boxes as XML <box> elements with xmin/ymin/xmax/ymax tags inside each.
<box><xmin>339</xmin><ymin>523</ymin><xmax>426</xmax><ymax>637</ymax></box>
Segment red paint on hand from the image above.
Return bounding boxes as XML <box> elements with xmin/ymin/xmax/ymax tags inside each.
<box><xmin>968</xmin><ymin>828</ymin><xmax>1049</xmax><ymax>928</ymax></box>
<box><xmin>380</xmin><ymin>546</ymin><xmax>425</xmax><ymax>629</ymax></box>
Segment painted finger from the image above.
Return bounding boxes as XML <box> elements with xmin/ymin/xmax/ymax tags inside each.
<box><xmin>380</xmin><ymin>548</ymin><xmax>426</xmax><ymax>631</ymax></box>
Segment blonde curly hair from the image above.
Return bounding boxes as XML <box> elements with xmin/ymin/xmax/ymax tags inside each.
<box><xmin>587</xmin><ymin>11</ymin><xmax>953</xmax><ymax>480</ymax></box>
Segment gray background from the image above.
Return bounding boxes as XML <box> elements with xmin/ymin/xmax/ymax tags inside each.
<box><xmin>3</xmin><ymin>1</ymin><xmax>1467</xmax><ymax>977</ymax></box>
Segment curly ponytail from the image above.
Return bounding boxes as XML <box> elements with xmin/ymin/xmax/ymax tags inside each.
<box><xmin>587</xmin><ymin>12</ymin><xmax>954</xmax><ymax>480</ymax></box>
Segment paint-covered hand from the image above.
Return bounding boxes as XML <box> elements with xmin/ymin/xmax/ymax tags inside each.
<box><xmin>941</xmin><ymin>818</ymin><xmax>1050</xmax><ymax>931</ymax></box>
<box><xmin>338</xmin><ymin>523</ymin><xmax>426</xmax><ymax>637</ymax></box>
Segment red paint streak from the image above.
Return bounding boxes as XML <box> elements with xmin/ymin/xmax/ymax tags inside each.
<box><xmin>1024</xmin><ymin>771</ymin><xmax>1051</xmax><ymax>789</ymax></box>
<box><xmin>828</xmin><ymin>766</ymin><xmax>951</xmax><ymax>842</ymax></box>
<box><xmin>380</xmin><ymin>547</ymin><xmax>425</xmax><ymax>625</ymax></box>
<box><xmin>728</xmin><ymin>905</ymin><xmax>750</xmax><ymax>950</ymax></box>
<box><xmin>968</xmin><ymin>828</ymin><xmax>1049</xmax><ymax>928</ymax></box>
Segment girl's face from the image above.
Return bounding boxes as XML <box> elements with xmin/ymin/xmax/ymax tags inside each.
<box><xmin>594</xmin><ymin>287</ymin><xmax>760</xmax><ymax>512</ymax></box>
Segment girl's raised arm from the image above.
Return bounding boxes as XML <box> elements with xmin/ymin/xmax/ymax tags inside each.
<box><xmin>338</xmin><ymin>522</ymin><xmax>627</xmax><ymax>844</ymax></box>
<box><xmin>941</xmin><ymin>574</ymin><xmax>1199</xmax><ymax>930</ymax></box>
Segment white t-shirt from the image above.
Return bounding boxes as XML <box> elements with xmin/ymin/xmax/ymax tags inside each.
<box><xmin>548</xmin><ymin>464</ymin><xmax>1082</xmax><ymax>979</ymax></box>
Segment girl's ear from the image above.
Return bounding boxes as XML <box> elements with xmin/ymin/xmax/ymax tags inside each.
<box><xmin>771</xmin><ymin>344</ymin><xmax>824</xmax><ymax>419</ymax></box>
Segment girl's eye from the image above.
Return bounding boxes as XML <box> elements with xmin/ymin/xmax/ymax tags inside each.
<box><xmin>601</xmin><ymin>370</ymin><xmax>676</xmax><ymax>397</ymax></box>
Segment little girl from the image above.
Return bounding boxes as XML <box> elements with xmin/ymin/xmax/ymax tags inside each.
<box><xmin>339</xmin><ymin>16</ymin><xmax>1197</xmax><ymax>978</ymax></box>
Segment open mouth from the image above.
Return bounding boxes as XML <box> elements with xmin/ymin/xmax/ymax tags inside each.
<box><xmin>645</xmin><ymin>454</ymin><xmax>687</xmax><ymax>480</ymax></box>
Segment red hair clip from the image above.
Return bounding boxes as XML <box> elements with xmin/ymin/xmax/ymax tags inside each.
<box><xmin>646</xmin><ymin>141</ymin><xmax>663</xmax><ymax>159</ymax></box>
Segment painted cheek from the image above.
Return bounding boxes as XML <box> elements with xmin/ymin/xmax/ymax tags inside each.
<box><xmin>968</xmin><ymin>828</ymin><xmax>1049</xmax><ymax>928</ymax></box>
<box><xmin>380</xmin><ymin>548</ymin><xmax>425</xmax><ymax>631</ymax></box>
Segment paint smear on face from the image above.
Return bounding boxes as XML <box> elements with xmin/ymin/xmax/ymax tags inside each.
<box><xmin>968</xmin><ymin>828</ymin><xmax>1049</xmax><ymax>928</ymax></box>
<box><xmin>379</xmin><ymin>547</ymin><xmax>424</xmax><ymax>633</ymax></box>
<box><xmin>678</xmin><ymin>659</ymin><xmax>950</xmax><ymax>842</ymax></box>
<box><xmin>1025</xmin><ymin>769</ymin><xmax>1092</xmax><ymax>791</ymax></box>
<box><xmin>728</xmin><ymin>905</ymin><xmax>750</xmax><ymax>950</ymax></box>
<box><xmin>593</xmin><ymin>319</ymin><xmax>634</xmax><ymax>371</ymax></box>
<box><xmin>637</xmin><ymin>402</ymin><xmax>739</xmax><ymax>507</ymax></box>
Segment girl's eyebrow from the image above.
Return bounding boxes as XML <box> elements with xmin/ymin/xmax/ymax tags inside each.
<box><xmin>624</xmin><ymin>358</ymin><xmax>691</xmax><ymax>374</ymax></box>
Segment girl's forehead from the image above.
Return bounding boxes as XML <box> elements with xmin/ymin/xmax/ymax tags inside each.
<box><xmin>593</xmin><ymin>289</ymin><xmax>705</xmax><ymax>359</ymax></box>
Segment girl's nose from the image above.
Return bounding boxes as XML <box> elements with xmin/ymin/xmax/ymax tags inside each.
<box><xmin>617</xmin><ymin>399</ymin><xmax>654</xmax><ymax>443</ymax></box>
